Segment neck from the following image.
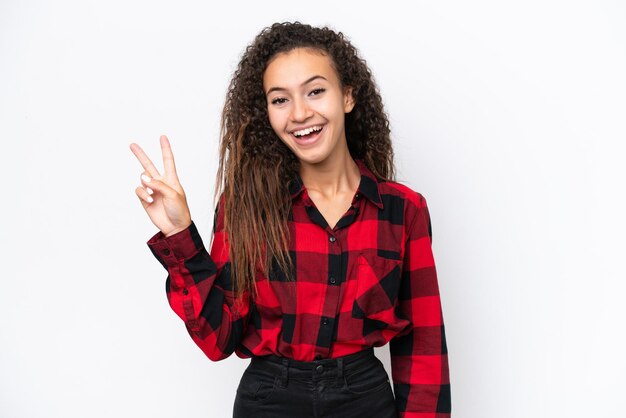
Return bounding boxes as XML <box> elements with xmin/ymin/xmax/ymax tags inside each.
<box><xmin>299</xmin><ymin>146</ymin><xmax>360</xmax><ymax>199</ymax></box>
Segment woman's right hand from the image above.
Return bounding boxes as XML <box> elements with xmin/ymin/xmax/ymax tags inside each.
<box><xmin>130</xmin><ymin>135</ymin><xmax>192</xmax><ymax>237</ymax></box>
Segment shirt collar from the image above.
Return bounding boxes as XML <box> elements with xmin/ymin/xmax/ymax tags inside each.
<box><xmin>288</xmin><ymin>158</ymin><xmax>384</xmax><ymax>209</ymax></box>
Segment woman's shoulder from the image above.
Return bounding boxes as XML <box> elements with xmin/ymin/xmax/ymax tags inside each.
<box><xmin>377</xmin><ymin>179</ymin><xmax>432</xmax><ymax>235</ymax></box>
<box><xmin>377</xmin><ymin>178</ymin><xmax>428</xmax><ymax>210</ymax></box>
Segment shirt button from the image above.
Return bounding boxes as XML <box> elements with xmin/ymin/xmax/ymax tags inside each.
<box><xmin>163</xmin><ymin>249</ymin><xmax>170</xmax><ymax>256</ymax></box>
<box><xmin>182</xmin><ymin>288</ymin><xmax>189</xmax><ymax>295</ymax></box>
<box><xmin>355</xmin><ymin>193</ymin><xmax>360</xmax><ymax>199</ymax></box>
<box><xmin>329</xmin><ymin>236</ymin><xmax>336</xmax><ymax>243</ymax></box>
<box><xmin>322</xmin><ymin>317</ymin><xmax>329</xmax><ymax>325</ymax></box>
<box><xmin>329</xmin><ymin>276</ymin><xmax>336</xmax><ymax>284</ymax></box>
<box><xmin>315</xmin><ymin>365</ymin><xmax>324</xmax><ymax>373</ymax></box>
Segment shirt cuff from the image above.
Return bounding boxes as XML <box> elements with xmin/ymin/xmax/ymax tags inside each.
<box><xmin>146</xmin><ymin>221</ymin><xmax>204</xmax><ymax>268</ymax></box>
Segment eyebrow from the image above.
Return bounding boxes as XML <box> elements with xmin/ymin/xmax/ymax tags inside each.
<box><xmin>265</xmin><ymin>75</ymin><xmax>328</xmax><ymax>96</ymax></box>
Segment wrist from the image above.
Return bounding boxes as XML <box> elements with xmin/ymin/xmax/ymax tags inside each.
<box><xmin>165</xmin><ymin>222</ymin><xmax>191</xmax><ymax>238</ymax></box>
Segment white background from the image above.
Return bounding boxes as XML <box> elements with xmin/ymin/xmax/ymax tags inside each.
<box><xmin>1</xmin><ymin>1</ymin><xmax>625</xmax><ymax>417</ymax></box>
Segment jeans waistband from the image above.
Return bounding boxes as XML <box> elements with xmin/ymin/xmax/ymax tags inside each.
<box><xmin>250</xmin><ymin>348</ymin><xmax>376</xmax><ymax>387</ymax></box>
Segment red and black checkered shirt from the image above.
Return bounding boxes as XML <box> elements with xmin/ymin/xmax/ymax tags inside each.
<box><xmin>147</xmin><ymin>158</ymin><xmax>451</xmax><ymax>417</ymax></box>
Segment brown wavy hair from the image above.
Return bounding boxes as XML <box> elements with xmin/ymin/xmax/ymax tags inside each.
<box><xmin>212</xmin><ymin>21</ymin><xmax>396</xmax><ymax>303</ymax></box>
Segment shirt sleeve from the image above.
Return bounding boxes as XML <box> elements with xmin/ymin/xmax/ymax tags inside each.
<box><xmin>389</xmin><ymin>194</ymin><xmax>451</xmax><ymax>417</ymax></box>
<box><xmin>146</xmin><ymin>195</ymin><xmax>251</xmax><ymax>361</ymax></box>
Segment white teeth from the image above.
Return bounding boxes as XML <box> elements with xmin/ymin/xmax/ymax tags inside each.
<box><xmin>293</xmin><ymin>125</ymin><xmax>322</xmax><ymax>137</ymax></box>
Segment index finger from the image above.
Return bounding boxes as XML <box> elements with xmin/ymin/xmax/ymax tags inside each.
<box><xmin>129</xmin><ymin>142</ymin><xmax>162</xmax><ymax>178</ymax></box>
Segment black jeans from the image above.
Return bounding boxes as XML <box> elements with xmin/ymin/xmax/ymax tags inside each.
<box><xmin>233</xmin><ymin>348</ymin><xmax>397</xmax><ymax>418</ymax></box>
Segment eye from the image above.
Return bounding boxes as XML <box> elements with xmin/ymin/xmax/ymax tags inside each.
<box><xmin>270</xmin><ymin>97</ymin><xmax>287</xmax><ymax>105</ymax></box>
<box><xmin>309</xmin><ymin>88</ymin><xmax>325</xmax><ymax>96</ymax></box>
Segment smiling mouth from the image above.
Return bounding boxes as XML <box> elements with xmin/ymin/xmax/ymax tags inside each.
<box><xmin>291</xmin><ymin>125</ymin><xmax>325</xmax><ymax>144</ymax></box>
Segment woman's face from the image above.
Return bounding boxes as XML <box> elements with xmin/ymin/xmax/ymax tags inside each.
<box><xmin>263</xmin><ymin>47</ymin><xmax>355</xmax><ymax>167</ymax></box>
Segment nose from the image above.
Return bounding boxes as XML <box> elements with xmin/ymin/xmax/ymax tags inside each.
<box><xmin>289</xmin><ymin>97</ymin><xmax>313</xmax><ymax>122</ymax></box>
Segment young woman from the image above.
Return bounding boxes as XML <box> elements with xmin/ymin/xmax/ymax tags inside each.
<box><xmin>130</xmin><ymin>22</ymin><xmax>450</xmax><ymax>418</ymax></box>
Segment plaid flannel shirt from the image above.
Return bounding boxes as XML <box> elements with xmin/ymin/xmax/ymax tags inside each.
<box><xmin>147</xmin><ymin>158</ymin><xmax>451</xmax><ymax>417</ymax></box>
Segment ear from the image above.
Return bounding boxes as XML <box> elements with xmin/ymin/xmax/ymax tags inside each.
<box><xmin>343</xmin><ymin>86</ymin><xmax>355</xmax><ymax>113</ymax></box>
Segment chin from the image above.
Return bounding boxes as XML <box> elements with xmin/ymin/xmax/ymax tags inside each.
<box><xmin>292</xmin><ymin>150</ymin><xmax>329</xmax><ymax>166</ymax></box>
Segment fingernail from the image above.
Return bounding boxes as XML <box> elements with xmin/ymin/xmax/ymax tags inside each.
<box><xmin>141</xmin><ymin>174</ymin><xmax>152</xmax><ymax>183</ymax></box>
<box><xmin>146</xmin><ymin>187</ymin><xmax>154</xmax><ymax>195</ymax></box>
<box><xmin>147</xmin><ymin>195</ymin><xmax>154</xmax><ymax>203</ymax></box>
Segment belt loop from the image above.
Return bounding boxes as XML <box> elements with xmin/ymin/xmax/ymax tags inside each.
<box><xmin>280</xmin><ymin>358</ymin><xmax>289</xmax><ymax>387</ymax></box>
<box><xmin>336</xmin><ymin>357</ymin><xmax>344</xmax><ymax>385</ymax></box>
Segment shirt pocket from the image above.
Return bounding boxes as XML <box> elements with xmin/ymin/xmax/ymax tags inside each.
<box><xmin>351</xmin><ymin>253</ymin><xmax>403</xmax><ymax>320</ymax></box>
